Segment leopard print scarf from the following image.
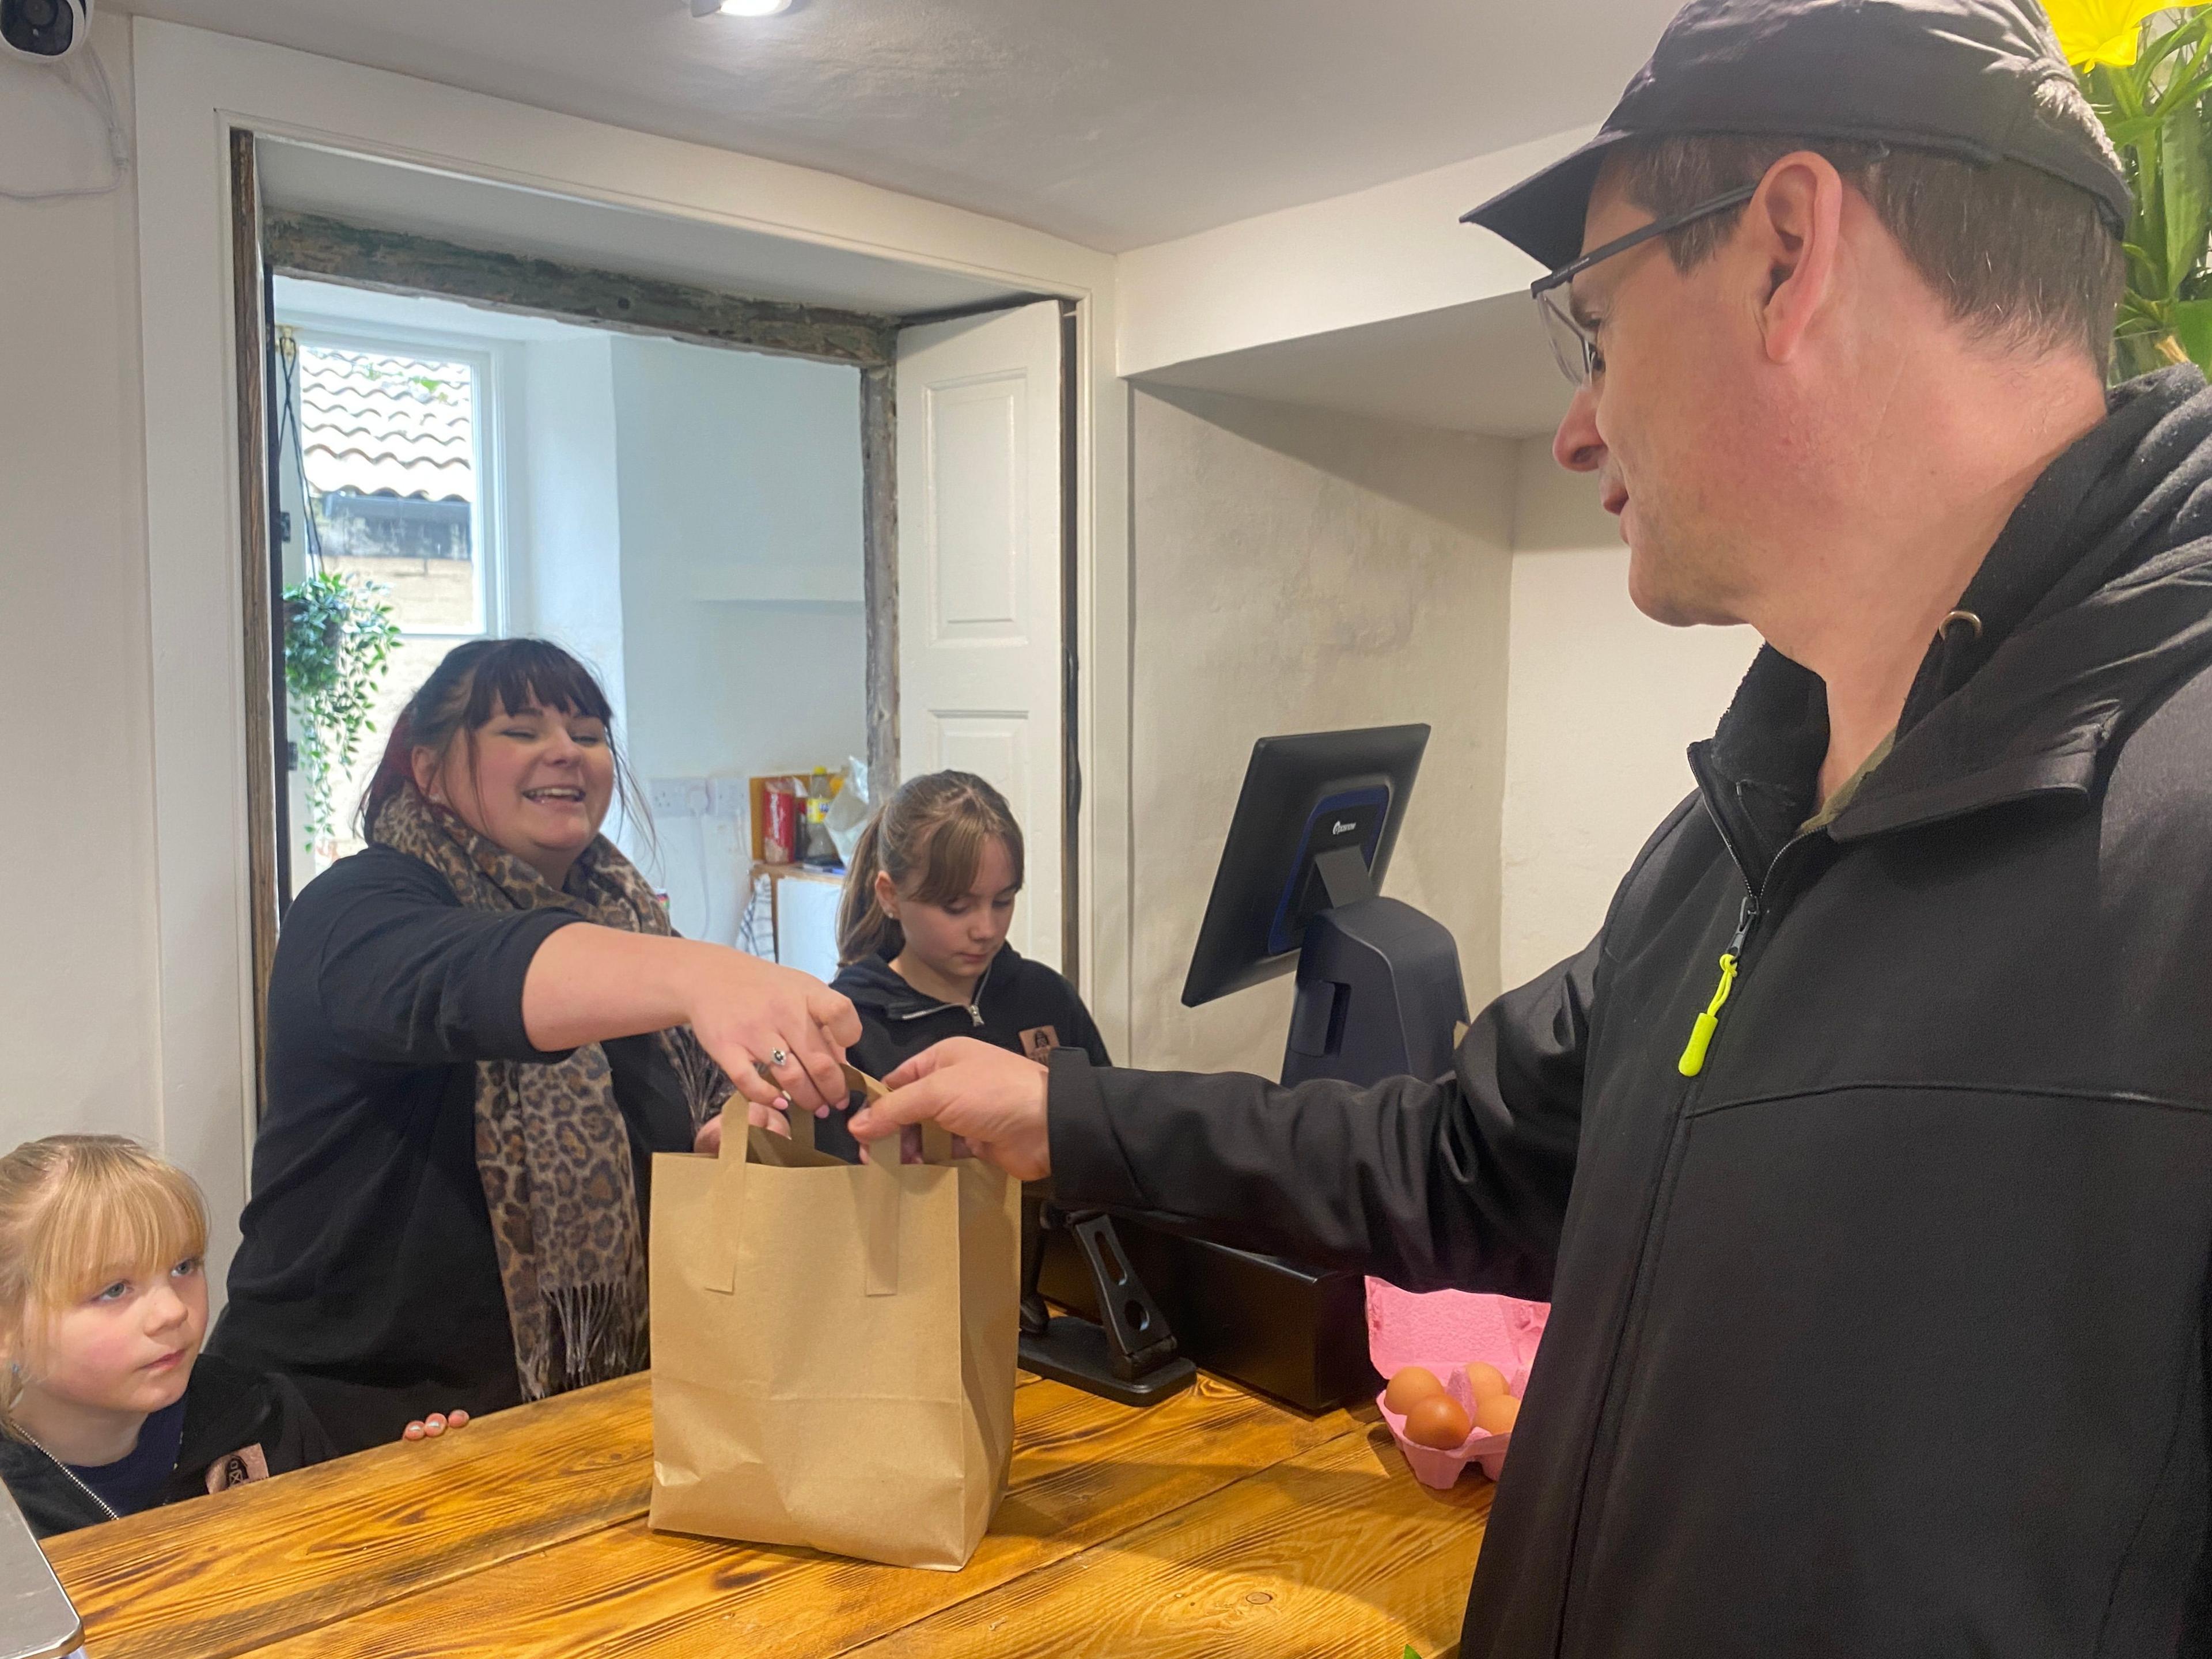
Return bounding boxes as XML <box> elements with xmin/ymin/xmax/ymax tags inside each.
<box><xmin>370</xmin><ymin>784</ymin><xmax>729</xmax><ymax>1402</ymax></box>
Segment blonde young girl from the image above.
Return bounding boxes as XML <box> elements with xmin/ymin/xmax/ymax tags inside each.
<box><xmin>0</xmin><ymin>1137</ymin><xmax>462</xmax><ymax>1539</ymax></box>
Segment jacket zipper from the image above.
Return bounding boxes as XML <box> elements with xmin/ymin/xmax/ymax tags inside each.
<box><xmin>25</xmin><ymin>1435</ymin><xmax>120</xmax><ymax>1521</ymax></box>
<box><xmin>885</xmin><ymin>957</ymin><xmax>992</xmax><ymax>1029</ymax></box>
<box><xmin>1677</xmin><ymin>892</ymin><xmax>1759</xmax><ymax>1075</ymax></box>
<box><xmin>889</xmin><ymin>999</ymin><xmax>985</xmax><ymax>1029</ymax></box>
<box><xmin>1556</xmin><ymin>788</ymin><xmax>1814</xmax><ymax>1657</ymax></box>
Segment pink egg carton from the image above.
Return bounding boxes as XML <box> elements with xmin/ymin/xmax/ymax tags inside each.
<box><xmin>1366</xmin><ymin>1279</ymin><xmax>1549</xmax><ymax>1488</ymax></box>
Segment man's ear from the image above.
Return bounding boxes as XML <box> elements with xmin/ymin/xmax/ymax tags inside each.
<box><xmin>1747</xmin><ymin>151</ymin><xmax>1846</xmax><ymax>364</ymax></box>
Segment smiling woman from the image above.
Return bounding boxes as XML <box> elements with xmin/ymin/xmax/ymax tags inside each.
<box><xmin>207</xmin><ymin>637</ymin><xmax>862</xmax><ymax>1452</ymax></box>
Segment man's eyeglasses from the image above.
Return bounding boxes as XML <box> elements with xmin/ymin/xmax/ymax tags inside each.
<box><xmin>1530</xmin><ymin>183</ymin><xmax>1757</xmax><ymax>388</ymax></box>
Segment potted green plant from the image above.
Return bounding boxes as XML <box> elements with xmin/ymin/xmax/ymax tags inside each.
<box><xmin>2050</xmin><ymin>0</ymin><xmax>2212</xmax><ymax>376</ymax></box>
<box><xmin>283</xmin><ymin>569</ymin><xmax>402</xmax><ymax>851</ymax></box>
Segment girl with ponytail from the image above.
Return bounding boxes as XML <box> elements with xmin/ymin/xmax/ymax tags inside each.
<box><xmin>818</xmin><ymin>771</ymin><xmax>1108</xmax><ymax>1161</ymax></box>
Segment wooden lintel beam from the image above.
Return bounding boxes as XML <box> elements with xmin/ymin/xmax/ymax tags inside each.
<box><xmin>263</xmin><ymin>210</ymin><xmax>899</xmax><ymax>369</ymax></box>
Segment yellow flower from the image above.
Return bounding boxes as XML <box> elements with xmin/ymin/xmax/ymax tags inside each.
<box><xmin>2044</xmin><ymin>0</ymin><xmax>2207</xmax><ymax>67</ymax></box>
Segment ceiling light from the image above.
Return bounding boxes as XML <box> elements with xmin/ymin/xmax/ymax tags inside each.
<box><xmin>691</xmin><ymin>0</ymin><xmax>794</xmax><ymax>16</ymax></box>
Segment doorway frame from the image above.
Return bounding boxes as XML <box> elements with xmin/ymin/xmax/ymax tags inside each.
<box><xmin>251</xmin><ymin>211</ymin><xmax>909</xmax><ymax>923</ymax></box>
<box><xmin>131</xmin><ymin>17</ymin><xmax>1131</xmax><ymax>1279</ymax></box>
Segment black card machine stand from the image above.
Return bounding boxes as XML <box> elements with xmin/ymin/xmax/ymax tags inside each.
<box><xmin>1018</xmin><ymin>1196</ymin><xmax>1195</xmax><ymax>1407</ymax></box>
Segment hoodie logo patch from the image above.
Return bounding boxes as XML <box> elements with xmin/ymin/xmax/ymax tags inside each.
<box><xmin>204</xmin><ymin>1442</ymin><xmax>269</xmax><ymax>1494</ymax></box>
<box><xmin>1020</xmin><ymin>1026</ymin><xmax>1062</xmax><ymax>1063</ymax></box>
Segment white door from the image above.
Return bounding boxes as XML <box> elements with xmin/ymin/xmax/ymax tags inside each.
<box><xmin>895</xmin><ymin>301</ymin><xmax>1066</xmax><ymax>969</ymax></box>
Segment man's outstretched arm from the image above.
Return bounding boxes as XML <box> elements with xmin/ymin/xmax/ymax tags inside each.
<box><xmin>854</xmin><ymin>937</ymin><xmax>1597</xmax><ymax>1299</ymax></box>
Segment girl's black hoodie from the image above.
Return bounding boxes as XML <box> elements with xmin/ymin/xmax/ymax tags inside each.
<box><xmin>0</xmin><ymin>1353</ymin><xmax>335</xmax><ymax>1539</ymax></box>
<box><xmin>819</xmin><ymin>945</ymin><xmax>1108</xmax><ymax>1160</ymax></box>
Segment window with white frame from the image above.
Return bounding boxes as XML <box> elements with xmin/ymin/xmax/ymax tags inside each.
<box><xmin>278</xmin><ymin>323</ymin><xmax>507</xmax><ymax>884</ymax></box>
<box><xmin>291</xmin><ymin>333</ymin><xmax>501</xmax><ymax>636</ymax></box>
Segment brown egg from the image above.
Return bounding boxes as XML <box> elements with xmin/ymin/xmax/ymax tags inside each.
<box><xmin>1475</xmin><ymin>1392</ymin><xmax>1521</xmax><ymax>1435</ymax></box>
<box><xmin>1403</xmin><ymin>1392</ymin><xmax>1472</xmax><ymax>1450</ymax></box>
<box><xmin>1384</xmin><ymin>1366</ymin><xmax>1446</xmax><ymax>1415</ymax></box>
<box><xmin>1464</xmin><ymin>1362</ymin><xmax>1510</xmax><ymax>1401</ymax></box>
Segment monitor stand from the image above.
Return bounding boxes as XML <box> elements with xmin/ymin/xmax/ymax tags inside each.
<box><xmin>1040</xmin><ymin>848</ymin><xmax>1470</xmax><ymax>1411</ymax></box>
<box><xmin>1019</xmin><ymin>1205</ymin><xmax>1196</xmax><ymax>1407</ymax></box>
<box><xmin>1280</xmin><ymin>846</ymin><xmax>1468</xmax><ymax>1087</ymax></box>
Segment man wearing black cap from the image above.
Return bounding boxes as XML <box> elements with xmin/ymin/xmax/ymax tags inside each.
<box><xmin>854</xmin><ymin>0</ymin><xmax>2212</xmax><ymax>1651</ymax></box>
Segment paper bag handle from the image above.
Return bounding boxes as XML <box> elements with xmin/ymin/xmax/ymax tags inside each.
<box><xmin>702</xmin><ymin>1116</ymin><xmax>904</xmax><ymax>1298</ymax></box>
<box><xmin>849</xmin><ymin>1060</ymin><xmax>957</xmax><ymax>1168</ymax></box>
<box><xmin>862</xmin><ymin>1139</ymin><xmax>901</xmax><ymax>1297</ymax></box>
<box><xmin>696</xmin><ymin>1072</ymin><xmax>938</xmax><ymax>1298</ymax></box>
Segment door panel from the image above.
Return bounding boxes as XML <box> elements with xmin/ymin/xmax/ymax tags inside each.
<box><xmin>896</xmin><ymin>301</ymin><xmax>1063</xmax><ymax>968</ymax></box>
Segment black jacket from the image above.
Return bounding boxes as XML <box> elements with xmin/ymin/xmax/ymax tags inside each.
<box><xmin>1</xmin><ymin>1354</ymin><xmax>335</xmax><ymax>1539</ymax></box>
<box><xmin>211</xmin><ymin>846</ymin><xmax>698</xmax><ymax>1452</ymax></box>
<box><xmin>818</xmin><ymin>947</ymin><xmax>1109</xmax><ymax>1160</ymax></box>
<box><xmin>1048</xmin><ymin>367</ymin><xmax>2212</xmax><ymax>1657</ymax></box>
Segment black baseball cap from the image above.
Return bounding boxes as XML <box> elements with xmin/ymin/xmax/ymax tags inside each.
<box><xmin>1463</xmin><ymin>0</ymin><xmax>2131</xmax><ymax>271</ymax></box>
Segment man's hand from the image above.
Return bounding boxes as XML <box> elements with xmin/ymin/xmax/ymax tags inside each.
<box><xmin>848</xmin><ymin>1037</ymin><xmax>1052</xmax><ymax>1180</ymax></box>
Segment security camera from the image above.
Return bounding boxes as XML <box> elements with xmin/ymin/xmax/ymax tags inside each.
<box><xmin>1</xmin><ymin>0</ymin><xmax>92</xmax><ymax>62</ymax></box>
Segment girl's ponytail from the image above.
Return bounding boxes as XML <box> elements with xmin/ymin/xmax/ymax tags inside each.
<box><xmin>836</xmin><ymin>809</ymin><xmax>904</xmax><ymax>964</ymax></box>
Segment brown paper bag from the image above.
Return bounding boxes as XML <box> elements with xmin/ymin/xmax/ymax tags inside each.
<box><xmin>647</xmin><ymin>1094</ymin><xmax>1020</xmax><ymax>1569</ymax></box>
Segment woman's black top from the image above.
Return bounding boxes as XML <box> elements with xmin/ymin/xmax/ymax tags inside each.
<box><xmin>210</xmin><ymin>846</ymin><xmax>698</xmax><ymax>1453</ymax></box>
<box><xmin>817</xmin><ymin>946</ymin><xmax>1110</xmax><ymax>1159</ymax></box>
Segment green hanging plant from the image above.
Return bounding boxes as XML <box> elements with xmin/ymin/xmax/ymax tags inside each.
<box><xmin>283</xmin><ymin>569</ymin><xmax>402</xmax><ymax>849</ymax></box>
<box><xmin>2052</xmin><ymin>0</ymin><xmax>2212</xmax><ymax>378</ymax></box>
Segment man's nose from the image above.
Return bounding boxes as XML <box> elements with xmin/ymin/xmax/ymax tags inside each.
<box><xmin>1552</xmin><ymin>380</ymin><xmax>1606</xmax><ymax>474</ymax></box>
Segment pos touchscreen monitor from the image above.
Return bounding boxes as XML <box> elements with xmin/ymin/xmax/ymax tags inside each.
<box><xmin>1181</xmin><ymin>724</ymin><xmax>1430</xmax><ymax>1009</ymax></box>
<box><xmin>1084</xmin><ymin>722</ymin><xmax>1465</xmax><ymax>1410</ymax></box>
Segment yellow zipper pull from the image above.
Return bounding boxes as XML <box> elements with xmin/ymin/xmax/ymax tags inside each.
<box><xmin>1677</xmin><ymin>952</ymin><xmax>1739</xmax><ymax>1076</ymax></box>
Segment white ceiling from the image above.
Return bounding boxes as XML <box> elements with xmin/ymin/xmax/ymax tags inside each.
<box><xmin>1137</xmin><ymin>290</ymin><xmax>1571</xmax><ymax>439</ymax></box>
<box><xmin>122</xmin><ymin>0</ymin><xmax>1673</xmax><ymax>252</ymax></box>
<box><xmin>259</xmin><ymin>140</ymin><xmax>1029</xmax><ymax>315</ymax></box>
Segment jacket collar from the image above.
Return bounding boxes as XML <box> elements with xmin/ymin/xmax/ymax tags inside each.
<box><xmin>1692</xmin><ymin>366</ymin><xmax>2212</xmax><ymax>879</ymax></box>
<box><xmin>832</xmin><ymin>948</ymin><xmax>1013</xmax><ymax>1022</ymax></box>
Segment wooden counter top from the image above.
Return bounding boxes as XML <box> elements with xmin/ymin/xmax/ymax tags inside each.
<box><xmin>44</xmin><ymin>1370</ymin><xmax>1490</xmax><ymax>1658</ymax></box>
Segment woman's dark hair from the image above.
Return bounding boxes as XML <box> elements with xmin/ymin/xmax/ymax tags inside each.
<box><xmin>836</xmin><ymin>771</ymin><xmax>1024</xmax><ymax>965</ymax></box>
<box><xmin>359</xmin><ymin>638</ymin><xmax>643</xmax><ymax>844</ymax></box>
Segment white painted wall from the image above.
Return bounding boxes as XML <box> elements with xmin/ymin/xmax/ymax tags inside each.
<box><xmin>605</xmin><ymin>336</ymin><xmax>863</xmax><ymax>944</ymax></box>
<box><xmin>1500</xmin><ymin>440</ymin><xmax>1760</xmax><ymax>989</ymax></box>
<box><xmin>1115</xmin><ymin>126</ymin><xmax>1589</xmax><ymax>381</ymax></box>
<box><xmin>512</xmin><ymin>334</ymin><xmax>628</xmax><ymax>728</ymax></box>
<box><xmin>0</xmin><ymin>22</ymin><xmax>169</xmax><ymax>1171</ymax></box>
<box><xmin>1125</xmin><ymin>388</ymin><xmax>1517</xmax><ymax>1075</ymax></box>
<box><xmin>607</xmin><ymin>336</ymin><xmax>865</xmax><ymax>783</ymax></box>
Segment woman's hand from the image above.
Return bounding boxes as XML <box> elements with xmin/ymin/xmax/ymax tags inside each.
<box><xmin>401</xmin><ymin>1410</ymin><xmax>471</xmax><ymax>1442</ymax></box>
<box><xmin>683</xmin><ymin>951</ymin><xmax>861</xmax><ymax>1118</ymax></box>
<box><xmin>522</xmin><ymin>929</ymin><xmax>861</xmax><ymax>1117</ymax></box>
<box><xmin>848</xmin><ymin>1037</ymin><xmax>1052</xmax><ymax>1180</ymax></box>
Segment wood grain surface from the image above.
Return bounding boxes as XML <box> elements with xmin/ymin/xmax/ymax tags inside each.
<box><xmin>46</xmin><ymin>1374</ymin><xmax>657</xmax><ymax>1659</ymax></box>
<box><xmin>45</xmin><ymin>1370</ymin><xmax>1492</xmax><ymax>1659</ymax></box>
<box><xmin>848</xmin><ymin>1423</ymin><xmax>1490</xmax><ymax>1659</ymax></box>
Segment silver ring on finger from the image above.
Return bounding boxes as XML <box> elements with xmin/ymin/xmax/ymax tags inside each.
<box><xmin>769</xmin><ymin>1048</ymin><xmax>788</xmax><ymax>1067</ymax></box>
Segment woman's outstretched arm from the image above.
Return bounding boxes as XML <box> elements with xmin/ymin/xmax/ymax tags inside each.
<box><xmin>522</xmin><ymin>925</ymin><xmax>860</xmax><ymax>1114</ymax></box>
